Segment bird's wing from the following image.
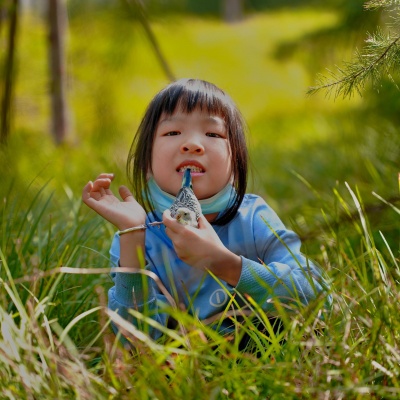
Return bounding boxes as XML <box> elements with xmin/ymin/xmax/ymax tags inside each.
<box><xmin>170</xmin><ymin>187</ymin><xmax>201</xmax><ymax>219</ymax></box>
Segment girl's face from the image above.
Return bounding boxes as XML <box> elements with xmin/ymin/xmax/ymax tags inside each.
<box><xmin>151</xmin><ymin>107</ymin><xmax>232</xmax><ymax>200</ymax></box>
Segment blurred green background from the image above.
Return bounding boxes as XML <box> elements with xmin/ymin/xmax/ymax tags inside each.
<box><xmin>1</xmin><ymin>0</ymin><xmax>399</xmax><ymax>251</ymax></box>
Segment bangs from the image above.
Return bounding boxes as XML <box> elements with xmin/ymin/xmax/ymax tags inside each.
<box><xmin>156</xmin><ymin>79</ymin><xmax>234</xmax><ymax>119</ymax></box>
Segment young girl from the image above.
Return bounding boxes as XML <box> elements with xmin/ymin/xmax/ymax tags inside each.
<box><xmin>82</xmin><ymin>78</ymin><xmax>327</xmax><ymax>341</ymax></box>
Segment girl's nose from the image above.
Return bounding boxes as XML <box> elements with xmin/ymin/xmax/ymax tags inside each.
<box><xmin>180</xmin><ymin>138</ymin><xmax>205</xmax><ymax>154</ymax></box>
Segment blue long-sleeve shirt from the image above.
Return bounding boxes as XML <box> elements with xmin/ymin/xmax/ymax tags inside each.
<box><xmin>108</xmin><ymin>194</ymin><xmax>327</xmax><ymax>339</ymax></box>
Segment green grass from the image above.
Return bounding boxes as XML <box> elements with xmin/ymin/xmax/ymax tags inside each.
<box><xmin>1</xmin><ymin>4</ymin><xmax>400</xmax><ymax>399</ymax></box>
<box><xmin>1</xmin><ymin>179</ymin><xmax>399</xmax><ymax>398</ymax></box>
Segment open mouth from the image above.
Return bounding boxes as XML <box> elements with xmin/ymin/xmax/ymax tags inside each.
<box><xmin>176</xmin><ymin>163</ymin><xmax>205</xmax><ymax>173</ymax></box>
<box><xmin>178</xmin><ymin>165</ymin><xmax>204</xmax><ymax>173</ymax></box>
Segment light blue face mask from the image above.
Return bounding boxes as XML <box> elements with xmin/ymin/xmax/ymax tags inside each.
<box><xmin>146</xmin><ymin>177</ymin><xmax>237</xmax><ymax>216</ymax></box>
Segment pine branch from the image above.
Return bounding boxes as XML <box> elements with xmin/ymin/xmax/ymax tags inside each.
<box><xmin>307</xmin><ymin>30</ymin><xmax>400</xmax><ymax>98</ymax></box>
<box><xmin>365</xmin><ymin>0</ymin><xmax>400</xmax><ymax>10</ymax></box>
<box><xmin>308</xmin><ymin>0</ymin><xmax>400</xmax><ymax>98</ymax></box>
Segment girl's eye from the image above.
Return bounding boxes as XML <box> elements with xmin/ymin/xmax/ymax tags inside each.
<box><xmin>206</xmin><ymin>132</ymin><xmax>223</xmax><ymax>138</ymax></box>
<box><xmin>165</xmin><ymin>131</ymin><xmax>180</xmax><ymax>136</ymax></box>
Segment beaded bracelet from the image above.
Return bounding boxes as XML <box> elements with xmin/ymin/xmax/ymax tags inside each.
<box><xmin>117</xmin><ymin>221</ymin><xmax>163</xmax><ymax>236</ymax></box>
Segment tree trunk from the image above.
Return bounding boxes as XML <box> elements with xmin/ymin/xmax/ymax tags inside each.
<box><xmin>0</xmin><ymin>0</ymin><xmax>19</xmax><ymax>145</ymax></box>
<box><xmin>222</xmin><ymin>0</ymin><xmax>243</xmax><ymax>23</ymax></box>
<box><xmin>48</xmin><ymin>0</ymin><xmax>69</xmax><ymax>145</ymax></box>
<box><xmin>0</xmin><ymin>2</ymin><xmax>7</xmax><ymax>37</ymax></box>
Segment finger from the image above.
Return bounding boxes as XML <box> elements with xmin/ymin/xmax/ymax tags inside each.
<box><xmin>162</xmin><ymin>210</ymin><xmax>183</xmax><ymax>233</ymax></box>
<box><xmin>163</xmin><ymin>209</ymin><xmax>173</xmax><ymax>221</ymax></box>
<box><xmin>82</xmin><ymin>180</ymin><xmax>103</xmax><ymax>201</ymax></box>
<box><xmin>164</xmin><ymin>225</ymin><xmax>180</xmax><ymax>242</ymax></box>
<box><xmin>82</xmin><ymin>181</ymin><xmax>94</xmax><ymax>202</ymax></box>
<box><xmin>95</xmin><ymin>172</ymin><xmax>115</xmax><ymax>181</ymax></box>
<box><xmin>197</xmin><ymin>214</ymin><xmax>211</xmax><ymax>230</ymax></box>
<box><xmin>162</xmin><ymin>209</ymin><xmax>177</xmax><ymax>226</ymax></box>
<box><xmin>118</xmin><ymin>185</ymin><xmax>135</xmax><ymax>202</ymax></box>
<box><xmin>92</xmin><ymin>178</ymin><xmax>112</xmax><ymax>192</ymax></box>
<box><xmin>82</xmin><ymin>181</ymin><xmax>103</xmax><ymax>208</ymax></box>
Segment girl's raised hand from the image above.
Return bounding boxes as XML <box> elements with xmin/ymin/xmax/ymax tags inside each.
<box><xmin>82</xmin><ymin>173</ymin><xmax>146</xmax><ymax>230</ymax></box>
<box><xmin>163</xmin><ymin>210</ymin><xmax>242</xmax><ymax>286</ymax></box>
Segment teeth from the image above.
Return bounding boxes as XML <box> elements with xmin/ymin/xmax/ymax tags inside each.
<box><xmin>179</xmin><ymin>165</ymin><xmax>203</xmax><ymax>173</ymax></box>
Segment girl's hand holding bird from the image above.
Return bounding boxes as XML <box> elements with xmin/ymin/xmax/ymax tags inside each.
<box><xmin>163</xmin><ymin>210</ymin><xmax>242</xmax><ymax>285</ymax></box>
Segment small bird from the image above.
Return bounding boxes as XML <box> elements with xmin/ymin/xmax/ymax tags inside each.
<box><xmin>170</xmin><ymin>168</ymin><xmax>201</xmax><ymax>228</ymax></box>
